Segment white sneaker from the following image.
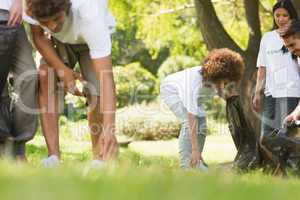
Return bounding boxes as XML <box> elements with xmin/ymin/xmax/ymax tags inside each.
<box><xmin>41</xmin><ymin>155</ymin><xmax>60</xmax><ymax>168</ymax></box>
<box><xmin>196</xmin><ymin>160</ymin><xmax>209</xmax><ymax>172</ymax></box>
<box><xmin>90</xmin><ymin>159</ymin><xmax>106</xmax><ymax>169</ymax></box>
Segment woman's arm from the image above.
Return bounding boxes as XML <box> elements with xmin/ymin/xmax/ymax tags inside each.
<box><xmin>253</xmin><ymin>67</ymin><xmax>266</xmax><ymax>112</ymax></box>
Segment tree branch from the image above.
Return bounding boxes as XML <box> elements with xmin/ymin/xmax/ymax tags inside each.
<box><xmin>259</xmin><ymin>1</ymin><xmax>272</xmax><ymax>16</ymax></box>
<box><xmin>193</xmin><ymin>0</ymin><xmax>242</xmax><ymax>53</ymax></box>
<box><xmin>151</xmin><ymin>0</ymin><xmax>234</xmax><ymax>17</ymax></box>
<box><xmin>151</xmin><ymin>4</ymin><xmax>195</xmax><ymax>17</ymax></box>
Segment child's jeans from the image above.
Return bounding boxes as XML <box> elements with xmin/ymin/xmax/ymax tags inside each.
<box><xmin>161</xmin><ymin>91</ymin><xmax>207</xmax><ymax>169</ymax></box>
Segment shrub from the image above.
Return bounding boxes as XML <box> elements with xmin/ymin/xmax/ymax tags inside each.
<box><xmin>117</xmin><ymin>103</ymin><xmax>180</xmax><ymax>140</ymax></box>
<box><xmin>114</xmin><ymin>62</ymin><xmax>158</xmax><ymax>108</ymax></box>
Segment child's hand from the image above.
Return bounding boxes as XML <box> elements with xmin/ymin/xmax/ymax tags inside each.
<box><xmin>190</xmin><ymin>149</ymin><xmax>202</xmax><ymax>168</ymax></box>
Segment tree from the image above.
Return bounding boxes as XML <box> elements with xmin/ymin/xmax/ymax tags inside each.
<box><xmin>193</xmin><ymin>0</ymin><xmax>300</xmax><ymax>135</ymax></box>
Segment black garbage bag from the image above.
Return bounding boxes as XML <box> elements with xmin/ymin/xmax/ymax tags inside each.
<box><xmin>226</xmin><ymin>95</ymin><xmax>261</xmax><ymax>170</ymax></box>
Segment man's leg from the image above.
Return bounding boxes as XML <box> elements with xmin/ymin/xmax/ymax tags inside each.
<box><xmin>38</xmin><ymin>63</ymin><xmax>60</xmax><ymax>157</ymax></box>
<box><xmin>78</xmin><ymin>50</ymin><xmax>103</xmax><ymax>160</ymax></box>
<box><xmin>87</xmin><ymin>96</ymin><xmax>103</xmax><ymax>160</ymax></box>
<box><xmin>11</xmin><ymin>26</ymin><xmax>38</xmax><ymax>160</ymax></box>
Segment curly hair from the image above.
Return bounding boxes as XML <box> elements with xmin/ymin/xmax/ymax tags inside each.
<box><xmin>26</xmin><ymin>0</ymin><xmax>71</xmax><ymax>19</ymax></box>
<box><xmin>201</xmin><ymin>48</ymin><xmax>245</xmax><ymax>83</ymax></box>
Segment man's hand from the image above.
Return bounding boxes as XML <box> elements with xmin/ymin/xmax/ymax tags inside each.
<box><xmin>56</xmin><ymin>66</ymin><xmax>85</xmax><ymax>96</ymax></box>
<box><xmin>8</xmin><ymin>0</ymin><xmax>22</xmax><ymax>26</ymax></box>
<box><xmin>190</xmin><ymin>149</ymin><xmax>202</xmax><ymax>168</ymax></box>
<box><xmin>253</xmin><ymin>93</ymin><xmax>262</xmax><ymax>113</ymax></box>
<box><xmin>99</xmin><ymin>132</ymin><xmax>118</xmax><ymax>161</ymax></box>
<box><xmin>284</xmin><ymin>105</ymin><xmax>300</xmax><ymax>124</ymax></box>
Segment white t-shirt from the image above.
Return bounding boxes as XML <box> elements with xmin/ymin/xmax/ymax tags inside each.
<box><xmin>0</xmin><ymin>0</ymin><xmax>12</xmax><ymax>10</ymax></box>
<box><xmin>160</xmin><ymin>66</ymin><xmax>206</xmax><ymax>117</ymax></box>
<box><xmin>257</xmin><ymin>30</ymin><xmax>300</xmax><ymax>97</ymax></box>
<box><xmin>23</xmin><ymin>0</ymin><xmax>116</xmax><ymax>59</ymax></box>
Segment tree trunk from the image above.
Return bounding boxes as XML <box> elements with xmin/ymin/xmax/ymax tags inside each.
<box><xmin>194</xmin><ymin>0</ymin><xmax>261</xmax><ymax>136</ymax></box>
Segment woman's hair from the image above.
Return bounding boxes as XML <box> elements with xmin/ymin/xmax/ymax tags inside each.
<box><xmin>26</xmin><ymin>0</ymin><xmax>71</xmax><ymax>19</ymax></box>
<box><xmin>272</xmin><ymin>0</ymin><xmax>298</xmax><ymax>30</ymax></box>
<box><xmin>201</xmin><ymin>48</ymin><xmax>245</xmax><ymax>84</ymax></box>
<box><xmin>272</xmin><ymin>0</ymin><xmax>298</xmax><ymax>58</ymax></box>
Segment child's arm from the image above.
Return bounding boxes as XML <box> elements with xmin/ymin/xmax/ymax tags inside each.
<box><xmin>188</xmin><ymin>113</ymin><xmax>202</xmax><ymax>167</ymax></box>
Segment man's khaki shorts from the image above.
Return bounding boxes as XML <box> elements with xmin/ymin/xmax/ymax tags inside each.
<box><xmin>40</xmin><ymin>38</ymin><xmax>100</xmax><ymax>96</ymax></box>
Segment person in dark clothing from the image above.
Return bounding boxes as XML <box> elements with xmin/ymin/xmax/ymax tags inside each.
<box><xmin>0</xmin><ymin>17</ymin><xmax>18</xmax><ymax>157</ymax></box>
<box><xmin>0</xmin><ymin>1</ymin><xmax>38</xmax><ymax>161</ymax></box>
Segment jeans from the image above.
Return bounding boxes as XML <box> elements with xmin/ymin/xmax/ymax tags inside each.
<box><xmin>161</xmin><ymin>88</ymin><xmax>207</xmax><ymax>169</ymax></box>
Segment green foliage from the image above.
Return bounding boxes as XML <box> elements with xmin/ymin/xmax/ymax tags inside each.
<box><xmin>119</xmin><ymin>117</ymin><xmax>180</xmax><ymax>141</ymax></box>
<box><xmin>117</xmin><ymin>103</ymin><xmax>181</xmax><ymax>140</ymax></box>
<box><xmin>206</xmin><ymin>96</ymin><xmax>227</xmax><ymax>123</ymax></box>
<box><xmin>157</xmin><ymin>55</ymin><xmax>199</xmax><ymax>81</ymax></box>
<box><xmin>114</xmin><ymin>63</ymin><xmax>158</xmax><ymax>108</ymax></box>
<box><xmin>198</xmin><ymin>87</ymin><xmax>226</xmax><ymax>123</ymax></box>
<box><xmin>110</xmin><ymin>0</ymin><xmax>208</xmax><ymax>73</ymax></box>
<box><xmin>63</xmin><ymin>92</ymin><xmax>87</xmax><ymax>121</ymax></box>
<box><xmin>110</xmin><ymin>0</ymin><xmax>276</xmax><ymax>69</ymax></box>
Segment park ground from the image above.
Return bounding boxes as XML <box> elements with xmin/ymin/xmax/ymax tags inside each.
<box><xmin>0</xmin><ymin>119</ymin><xmax>300</xmax><ymax>200</ymax></box>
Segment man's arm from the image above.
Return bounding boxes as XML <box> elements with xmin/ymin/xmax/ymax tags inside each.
<box><xmin>92</xmin><ymin>56</ymin><xmax>118</xmax><ymax>160</ymax></box>
<box><xmin>188</xmin><ymin>112</ymin><xmax>202</xmax><ymax>167</ymax></box>
<box><xmin>284</xmin><ymin>101</ymin><xmax>300</xmax><ymax>123</ymax></box>
<box><xmin>30</xmin><ymin>25</ymin><xmax>83</xmax><ymax>96</ymax></box>
<box><xmin>253</xmin><ymin>67</ymin><xmax>266</xmax><ymax>112</ymax></box>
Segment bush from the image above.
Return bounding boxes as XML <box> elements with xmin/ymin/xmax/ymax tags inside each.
<box><xmin>117</xmin><ymin>102</ymin><xmax>221</xmax><ymax>141</ymax></box>
<box><xmin>157</xmin><ymin>55</ymin><xmax>199</xmax><ymax>81</ymax></box>
<box><xmin>114</xmin><ymin>62</ymin><xmax>158</xmax><ymax>108</ymax></box>
<box><xmin>117</xmin><ymin>103</ymin><xmax>180</xmax><ymax>140</ymax></box>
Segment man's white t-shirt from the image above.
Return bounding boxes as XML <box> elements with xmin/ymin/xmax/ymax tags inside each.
<box><xmin>160</xmin><ymin>66</ymin><xmax>206</xmax><ymax>117</ymax></box>
<box><xmin>23</xmin><ymin>0</ymin><xmax>116</xmax><ymax>59</ymax></box>
<box><xmin>257</xmin><ymin>30</ymin><xmax>300</xmax><ymax>97</ymax></box>
<box><xmin>0</xmin><ymin>0</ymin><xmax>12</xmax><ymax>10</ymax></box>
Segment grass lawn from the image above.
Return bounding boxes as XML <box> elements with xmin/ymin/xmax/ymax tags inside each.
<box><xmin>0</xmin><ymin>121</ymin><xmax>300</xmax><ymax>200</ymax></box>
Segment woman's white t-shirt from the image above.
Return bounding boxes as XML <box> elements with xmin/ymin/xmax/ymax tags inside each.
<box><xmin>160</xmin><ymin>66</ymin><xmax>206</xmax><ymax>117</ymax></box>
<box><xmin>257</xmin><ymin>30</ymin><xmax>300</xmax><ymax>97</ymax></box>
<box><xmin>0</xmin><ymin>0</ymin><xmax>12</xmax><ymax>10</ymax></box>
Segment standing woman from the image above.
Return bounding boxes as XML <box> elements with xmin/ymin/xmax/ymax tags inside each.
<box><xmin>253</xmin><ymin>0</ymin><xmax>300</xmax><ymax>140</ymax></box>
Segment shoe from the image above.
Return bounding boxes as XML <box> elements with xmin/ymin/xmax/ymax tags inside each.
<box><xmin>41</xmin><ymin>155</ymin><xmax>60</xmax><ymax>167</ymax></box>
<box><xmin>90</xmin><ymin>159</ymin><xmax>106</xmax><ymax>169</ymax></box>
<box><xmin>196</xmin><ymin>160</ymin><xmax>209</xmax><ymax>172</ymax></box>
